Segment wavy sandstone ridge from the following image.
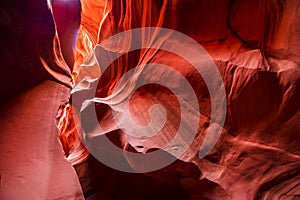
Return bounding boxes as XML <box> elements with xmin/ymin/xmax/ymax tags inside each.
<box><xmin>0</xmin><ymin>0</ymin><xmax>299</xmax><ymax>199</ymax></box>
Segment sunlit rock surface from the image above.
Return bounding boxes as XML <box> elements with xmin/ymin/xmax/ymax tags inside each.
<box><xmin>1</xmin><ymin>0</ymin><xmax>299</xmax><ymax>199</ymax></box>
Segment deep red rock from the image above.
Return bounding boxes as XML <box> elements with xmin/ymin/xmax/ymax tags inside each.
<box><xmin>1</xmin><ymin>0</ymin><xmax>299</xmax><ymax>199</ymax></box>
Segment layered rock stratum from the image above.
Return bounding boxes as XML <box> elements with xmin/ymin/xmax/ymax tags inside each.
<box><xmin>0</xmin><ymin>0</ymin><xmax>299</xmax><ymax>199</ymax></box>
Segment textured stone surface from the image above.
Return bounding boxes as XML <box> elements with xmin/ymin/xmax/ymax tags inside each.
<box><xmin>66</xmin><ymin>0</ymin><xmax>300</xmax><ymax>199</ymax></box>
<box><xmin>0</xmin><ymin>81</ymin><xmax>83</xmax><ymax>200</ymax></box>
<box><xmin>1</xmin><ymin>0</ymin><xmax>300</xmax><ymax>199</ymax></box>
<box><xmin>0</xmin><ymin>0</ymin><xmax>83</xmax><ymax>199</ymax></box>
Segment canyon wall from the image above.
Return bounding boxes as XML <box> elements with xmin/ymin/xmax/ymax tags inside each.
<box><xmin>0</xmin><ymin>0</ymin><xmax>299</xmax><ymax>199</ymax></box>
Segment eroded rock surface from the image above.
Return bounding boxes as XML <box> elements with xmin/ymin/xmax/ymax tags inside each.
<box><xmin>67</xmin><ymin>0</ymin><xmax>300</xmax><ymax>199</ymax></box>
<box><xmin>1</xmin><ymin>0</ymin><xmax>300</xmax><ymax>199</ymax></box>
<box><xmin>0</xmin><ymin>0</ymin><xmax>83</xmax><ymax>199</ymax></box>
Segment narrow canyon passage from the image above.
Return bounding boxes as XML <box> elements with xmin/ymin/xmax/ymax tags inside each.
<box><xmin>0</xmin><ymin>0</ymin><xmax>299</xmax><ymax>199</ymax></box>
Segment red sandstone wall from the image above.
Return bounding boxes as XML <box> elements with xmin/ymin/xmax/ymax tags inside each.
<box><xmin>0</xmin><ymin>0</ymin><xmax>299</xmax><ymax>199</ymax></box>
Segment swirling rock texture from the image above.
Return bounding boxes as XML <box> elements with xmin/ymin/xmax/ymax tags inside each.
<box><xmin>0</xmin><ymin>0</ymin><xmax>299</xmax><ymax>200</ymax></box>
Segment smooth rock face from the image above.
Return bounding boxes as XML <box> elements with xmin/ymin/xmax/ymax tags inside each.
<box><xmin>1</xmin><ymin>0</ymin><xmax>300</xmax><ymax>200</ymax></box>
<box><xmin>0</xmin><ymin>81</ymin><xmax>84</xmax><ymax>200</ymax></box>
<box><xmin>0</xmin><ymin>0</ymin><xmax>83</xmax><ymax>199</ymax></box>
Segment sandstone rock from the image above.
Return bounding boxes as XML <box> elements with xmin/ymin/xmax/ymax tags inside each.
<box><xmin>1</xmin><ymin>0</ymin><xmax>300</xmax><ymax>199</ymax></box>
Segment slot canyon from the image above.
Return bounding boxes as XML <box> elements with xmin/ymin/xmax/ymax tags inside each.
<box><xmin>0</xmin><ymin>0</ymin><xmax>299</xmax><ymax>199</ymax></box>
